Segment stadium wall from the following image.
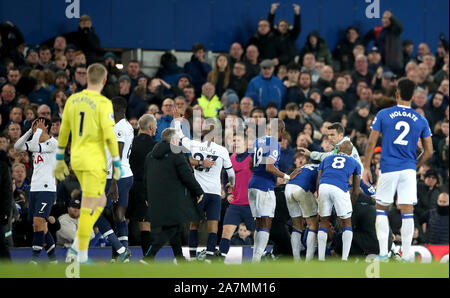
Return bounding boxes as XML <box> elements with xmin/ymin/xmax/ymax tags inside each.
<box><xmin>0</xmin><ymin>0</ymin><xmax>448</xmax><ymax>53</ymax></box>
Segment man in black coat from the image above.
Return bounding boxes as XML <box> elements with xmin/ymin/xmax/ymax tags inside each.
<box><xmin>128</xmin><ymin>114</ymin><xmax>158</xmax><ymax>260</ymax></box>
<box><xmin>144</xmin><ymin>128</ymin><xmax>204</xmax><ymax>262</ymax></box>
<box><xmin>0</xmin><ymin>160</ymin><xmax>13</xmax><ymax>262</ymax></box>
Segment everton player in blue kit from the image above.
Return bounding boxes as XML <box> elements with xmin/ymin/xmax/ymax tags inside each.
<box><xmin>317</xmin><ymin>141</ymin><xmax>361</xmax><ymax>261</ymax></box>
<box><xmin>249</xmin><ymin>119</ymin><xmax>301</xmax><ymax>262</ymax></box>
<box><xmin>363</xmin><ymin>78</ymin><xmax>433</xmax><ymax>262</ymax></box>
<box><xmin>285</xmin><ymin>155</ymin><xmax>319</xmax><ymax>261</ymax></box>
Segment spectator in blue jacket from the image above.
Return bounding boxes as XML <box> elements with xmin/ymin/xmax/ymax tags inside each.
<box><xmin>155</xmin><ymin>98</ymin><xmax>175</xmax><ymax>142</ymax></box>
<box><xmin>184</xmin><ymin>43</ymin><xmax>212</xmax><ymax>98</ymax></box>
<box><xmin>127</xmin><ymin>85</ymin><xmax>149</xmax><ymax>120</ymax></box>
<box><xmin>245</xmin><ymin>59</ymin><xmax>286</xmax><ymax>109</ymax></box>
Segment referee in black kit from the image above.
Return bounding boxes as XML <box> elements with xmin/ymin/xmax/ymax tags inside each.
<box><xmin>128</xmin><ymin>114</ymin><xmax>158</xmax><ymax>263</ymax></box>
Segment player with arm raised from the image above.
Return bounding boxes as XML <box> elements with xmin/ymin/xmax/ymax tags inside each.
<box><xmin>363</xmin><ymin>78</ymin><xmax>433</xmax><ymax>262</ymax></box>
<box><xmin>53</xmin><ymin>63</ymin><xmax>124</xmax><ymax>264</ymax></box>
<box><xmin>175</xmin><ymin>120</ymin><xmax>236</xmax><ymax>262</ymax></box>
<box><xmin>299</xmin><ymin>122</ymin><xmax>376</xmax><ymax>198</ymax></box>
<box><xmin>15</xmin><ymin>118</ymin><xmax>58</xmax><ymax>264</ymax></box>
<box><xmin>285</xmin><ymin>154</ymin><xmax>319</xmax><ymax>261</ymax></box>
<box><xmin>316</xmin><ymin>141</ymin><xmax>361</xmax><ymax>261</ymax></box>
<box><xmin>105</xmin><ymin>97</ymin><xmax>134</xmax><ymax>260</ymax></box>
<box><xmin>248</xmin><ymin>119</ymin><xmax>301</xmax><ymax>262</ymax></box>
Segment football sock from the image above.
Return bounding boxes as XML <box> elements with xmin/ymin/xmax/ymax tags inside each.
<box><xmin>401</xmin><ymin>213</ymin><xmax>414</xmax><ymax>261</ymax></box>
<box><xmin>317</xmin><ymin>227</ymin><xmax>328</xmax><ymax>261</ymax></box>
<box><xmin>291</xmin><ymin>228</ymin><xmax>303</xmax><ymax>261</ymax></box>
<box><xmin>140</xmin><ymin>231</ymin><xmax>152</xmax><ymax>257</ymax></box>
<box><xmin>188</xmin><ymin>230</ymin><xmax>198</xmax><ymax>258</ymax></box>
<box><xmin>375</xmin><ymin>209</ymin><xmax>390</xmax><ymax>256</ymax></box>
<box><xmin>96</xmin><ymin>215</ymin><xmax>125</xmax><ymax>254</ymax></box>
<box><xmin>253</xmin><ymin>228</ymin><xmax>270</xmax><ymax>262</ymax></box>
<box><xmin>219</xmin><ymin>238</ymin><xmax>231</xmax><ymax>257</ymax></box>
<box><xmin>116</xmin><ymin>220</ymin><xmax>128</xmax><ymax>248</ymax></box>
<box><xmin>77</xmin><ymin>208</ymin><xmax>94</xmax><ymax>263</ymax></box>
<box><xmin>45</xmin><ymin>232</ymin><xmax>56</xmax><ymax>261</ymax></box>
<box><xmin>306</xmin><ymin>230</ymin><xmax>317</xmax><ymax>261</ymax></box>
<box><xmin>206</xmin><ymin>233</ymin><xmax>218</xmax><ymax>255</ymax></box>
<box><xmin>32</xmin><ymin>231</ymin><xmax>44</xmax><ymax>262</ymax></box>
<box><xmin>342</xmin><ymin>227</ymin><xmax>353</xmax><ymax>261</ymax></box>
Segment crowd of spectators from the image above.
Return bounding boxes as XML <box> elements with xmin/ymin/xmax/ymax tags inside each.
<box><xmin>0</xmin><ymin>4</ymin><xmax>448</xmax><ymax>254</ymax></box>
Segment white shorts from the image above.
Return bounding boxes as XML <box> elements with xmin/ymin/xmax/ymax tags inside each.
<box><xmin>285</xmin><ymin>184</ymin><xmax>318</xmax><ymax>218</ymax></box>
<box><xmin>318</xmin><ymin>184</ymin><xmax>352</xmax><ymax>219</ymax></box>
<box><xmin>376</xmin><ymin>169</ymin><xmax>417</xmax><ymax>206</ymax></box>
<box><xmin>248</xmin><ymin>188</ymin><xmax>276</xmax><ymax>218</ymax></box>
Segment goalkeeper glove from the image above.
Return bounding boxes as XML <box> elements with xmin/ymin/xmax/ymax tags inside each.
<box><xmin>112</xmin><ymin>156</ymin><xmax>124</xmax><ymax>180</ymax></box>
<box><xmin>54</xmin><ymin>149</ymin><xmax>69</xmax><ymax>180</ymax></box>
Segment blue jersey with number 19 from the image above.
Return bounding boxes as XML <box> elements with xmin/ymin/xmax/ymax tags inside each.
<box><xmin>319</xmin><ymin>154</ymin><xmax>361</xmax><ymax>192</ymax></box>
<box><xmin>249</xmin><ymin>135</ymin><xmax>281</xmax><ymax>191</ymax></box>
<box><xmin>371</xmin><ymin>105</ymin><xmax>432</xmax><ymax>174</ymax></box>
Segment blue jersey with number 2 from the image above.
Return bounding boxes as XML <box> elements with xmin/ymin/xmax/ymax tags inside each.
<box><xmin>249</xmin><ymin>135</ymin><xmax>281</xmax><ymax>191</ymax></box>
<box><xmin>371</xmin><ymin>105</ymin><xmax>432</xmax><ymax>174</ymax></box>
<box><xmin>319</xmin><ymin>154</ymin><xmax>361</xmax><ymax>192</ymax></box>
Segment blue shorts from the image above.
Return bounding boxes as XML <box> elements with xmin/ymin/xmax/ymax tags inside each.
<box><xmin>198</xmin><ymin>193</ymin><xmax>222</xmax><ymax>221</ymax></box>
<box><xmin>223</xmin><ymin>204</ymin><xmax>255</xmax><ymax>231</ymax></box>
<box><xmin>105</xmin><ymin>176</ymin><xmax>134</xmax><ymax>207</ymax></box>
<box><xmin>28</xmin><ymin>191</ymin><xmax>56</xmax><ymax>220</ymax></box>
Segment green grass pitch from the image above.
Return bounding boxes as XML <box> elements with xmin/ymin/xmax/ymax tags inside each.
<box><xmin>0</xmin><ymin>259</ymin><xmax>448</xmax><ymax>278</ymax></box>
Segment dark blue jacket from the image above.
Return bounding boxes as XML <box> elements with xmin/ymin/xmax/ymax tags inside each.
<box><xmin>127</xmin><ymin>93</ymin><xmax>148</xmax><ymax>120</ymax></box>
<box><xmin>245</xmin><ymin>73</ymin><xmax>286</xmax><ymax>109</ymax></box>
<box><xmin>184</xmin><ymin>55</ymin><xmax>212</xmax><ymax>97</ymax></box>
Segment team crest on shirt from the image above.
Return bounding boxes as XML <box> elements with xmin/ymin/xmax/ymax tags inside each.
<box><xmin>273</xmin><ymin>150</ymin><xmax>278</xmax><ymax>157</ymax></box>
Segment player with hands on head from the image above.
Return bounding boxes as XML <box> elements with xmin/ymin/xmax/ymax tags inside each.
<box><xmin>15</xmin><ymin>117</ymin><xmax>59</xmax><ymax>264</ymax></box>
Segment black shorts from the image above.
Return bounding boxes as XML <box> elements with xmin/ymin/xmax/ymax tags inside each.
<box><xmin>128</xmin><ymin>182</ymin><xmax>150</xmax><ymax>222</ymax></box>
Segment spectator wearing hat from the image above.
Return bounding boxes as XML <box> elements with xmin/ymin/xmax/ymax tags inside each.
<box><xmin>65</xmin><ymin>44</ymin><xmax>78</xmax><ymax>69</ymax></box>
<box><xmin>299</xmin><ymin>98</ymin><xmax>322</xmax><ymax>130</ymax></box>
<box><xmin>420</xmin><ymin>192</ymin><xmax>449</xmax><ymax>245</ymax></box>
<box><xmin>416</xmin><ymin>169</ymin><xmax>441</xmax><ymax>219</ymax></box>
<box><xmin>346</xmin><ymin>100</ymin><xmax>371</xmax><ymax>138</ymax></box>
<box><xmin>245</xmin><ymin>59</ymin><xmax>285</xmax><ymax>109</ymax></box>
<box><xmin>118</xmin><ymin>75</ymin><xmax>132</xmax><ymax>102</ymax></box>
<box><xmin>368</xmin><ymin>47</ymin><xmax>383</xmax><ymax>73</ymax></box>
<box><xmin>334</xmin><ymin>26</ymin><xmax>363</xmax><ymax>72</ymax></box>
<box><xmin>265</xmin><ymin>101</ymin><xmax>279</xmax><ymax>120</ymax></box>
<box><xmin>56</xmin><ymin>189</ymin><xmax>95</xmax><ymax>248</ymax></box>
<box><xmin>184</xmin><ymin>43</ymin><xmax>212</xmax><ymax>98</ymax></box>
<box><xmin>170</xmin><ymin>74</ymin><xmax>192</xmax><ymax>98</ymax></box>
<box><xmin>424</xmin><ymin>92</ymin><xmax>446</xmax><ymax>130</ymax></box>
<box><xmin>222</xmin><ymin>90</ymin><xmax>239</xmax><ymax>115</ymax></box>
<box><xmin>197</xmin><ymin>82</ymin><xmax>222</xmax><ymax>119</ymax></box>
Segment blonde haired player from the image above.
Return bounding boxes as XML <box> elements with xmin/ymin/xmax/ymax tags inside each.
<box><xmin>54</xmin><ymin>63</ymin><xmax>123</xmax><ymax>264</ymax></box>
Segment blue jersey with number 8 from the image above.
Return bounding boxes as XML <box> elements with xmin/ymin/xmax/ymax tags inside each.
<box><xmin>249</xmin><ymin>135</ymin><xmax>281</xmax><ymax>191</ymax></box>
<box><xmin>319</xmin><ymin>154</ymin><xmax>361</xmax><ymax>192</ymax></box>
<box><xmin>371</xmin><ymin>105</ymin><xmax>432</xmax><ymax>174</ymax></box>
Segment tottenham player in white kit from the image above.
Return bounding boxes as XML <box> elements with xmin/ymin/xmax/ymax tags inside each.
<box><xmin>363</xmin><ymin>78</ymin><xmax>433</xmax><ymax>262</ymax></box>
<box><xmin>106</xmin><ymin>97</ymin><xmax>134</xmax><ymax>257</ymax></box>
<box><xmin>15</xmin><ymin>118</ymin><xmax>58</xmax><ymax>263</ymax></box>
<box><xmin>175</xmin><ymin>120</ymin><xmax>235</xmax><ymax>261</ymax></box>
